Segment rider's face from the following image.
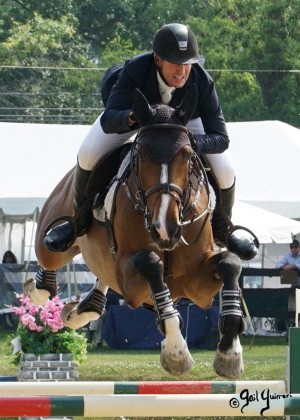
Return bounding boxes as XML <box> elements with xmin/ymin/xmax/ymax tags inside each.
<box><xmin>155</xmin><ymin>56</ymin><xmax>191</xmax><ymax>88</ymax></box>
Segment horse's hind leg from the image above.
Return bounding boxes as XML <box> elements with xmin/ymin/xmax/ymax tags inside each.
<box><xmin>133</xmin><ymin>250</ymin><xmax>193</xmax><ymax>376</ymax></box>
<box><xmin>213</xmin><ymin>251</ymin><xmax>244</xmax><ymax>379</ymax></box>
<box><xmin>23</xmin><ymin>268</ymin><xmax>57</xmax><ymax>305</ymax></box>
<box><xmin>61</xmin><ymin>279</ymin><xmax>108</xmax><ymax>329</ymax></box>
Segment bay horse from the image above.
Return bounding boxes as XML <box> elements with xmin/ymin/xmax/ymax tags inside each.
<box><xmin>27</xmin><ymin>85</ymin><xmax>244</xmax><ymax>378</ymax></box>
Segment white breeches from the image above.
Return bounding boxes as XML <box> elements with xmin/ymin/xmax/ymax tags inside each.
<box><xmin>78</xmin><ymin>115</ymin><xmax>235</xmax><ymax>189</ymax></box>
<box><xmin>187</xmin><ymin>118</ymin><xmax>235</xmax><ymax>189</ymax></box>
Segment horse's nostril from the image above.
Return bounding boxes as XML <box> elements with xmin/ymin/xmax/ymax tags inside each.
<box><xmin>173</xmin><ymin>226</ymin><xmax>182</xmax><ymax>241</ymax></box>
<box><xmin>155</xmin><ymin>220</ymin><xmax>161</xmax><ymax>229</ymax></box>
<box><xmin>150</xmin><ymin>225</ymin><xmax>160</xmax><ymax>239</ymax></box>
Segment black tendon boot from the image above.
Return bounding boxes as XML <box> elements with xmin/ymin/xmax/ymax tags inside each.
<box><xmin>212</xmin><ymin>182</ymin><xmax>258</xmax><ymax>261</ymax></box>
<box><xmin>44</xmin><ymin>162</ymin><xmax>93</xmax><ymax>252</ymax></box>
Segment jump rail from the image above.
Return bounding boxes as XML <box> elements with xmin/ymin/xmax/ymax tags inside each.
<box><xmin>0</xmin><ymin>380</ymin><xmax>287</xmax><ymax>395</ymax></box>
<box><xmin>0</xmin><ymin>394</ymin><xmax>299</xmax><ymax>417</ymax></box>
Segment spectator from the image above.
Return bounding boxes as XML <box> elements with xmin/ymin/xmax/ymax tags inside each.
<box><xmin>1</xmin><ymin>250</ymin><xmax>18</xmax><ymax>329</ymax></box>
<box><xmin>276</xmin><ymin>239</ymin><xmax>300</xmax><ymax>272</ymax></box>
<box><xmin>86</xmin><ymin>315</ymin><xmax>106</xmax><ymax>348</ymax></box>
<box><xmin>2</xmin><ymin>250</ymin><xmax>18</xmax><ymax>264</ymax></box>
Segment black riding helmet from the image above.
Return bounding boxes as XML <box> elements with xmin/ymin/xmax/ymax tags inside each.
<box><xmin>152</xmin><ymin>23</ymin><xmax>200</xmax><ymax>65</ymax></box>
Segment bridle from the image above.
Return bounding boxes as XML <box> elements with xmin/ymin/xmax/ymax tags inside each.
<box><xmin>120</xmin><ymin>123</ymin><xmax>214</xmax><ymax>243</ymax></box>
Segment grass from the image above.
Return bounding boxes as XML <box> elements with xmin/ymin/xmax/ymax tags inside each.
<box><xmin>0</xmin><ymin>330</ymin><xmax>288</xmax><ymax>419</ymax></box>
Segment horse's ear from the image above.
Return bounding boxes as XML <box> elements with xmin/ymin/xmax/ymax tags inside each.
<box><xmin>176</xmin><ymin>84</ymin><xmax>198</xmax><ymax>124</ymax></box>
<box><xmin>132</xmin><ymin>88</ymin><xmax>155</xmax><ymax>126</ymax></box>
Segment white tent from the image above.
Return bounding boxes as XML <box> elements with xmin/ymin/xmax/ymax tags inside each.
<box><xmin>232</xmin><ymin>201</ymin><xmax>300</xmax><ymax>244</ymax></box>
<box><xmin>227</xmin><ymin>120</ymin><xmax>300</xmax><ymax>220</ymax></box>
<box><xmin>0</xmin><ymin>122</ymin><xmax>89</xmax><ymax>261</ymax></box>
<box><xmin>0</xmin><ymin>121</ymin><xmax>89</xmax><ymax>198</ymax></box>
<box><xmin>0</xmin><ymin>197</ymin><xmax>46</xmax><ymax>262</ymax></box>
<box><xmin>1</xmin><ymin>120</ymin><xmax>300</xmax><ymax>261</ymax></box>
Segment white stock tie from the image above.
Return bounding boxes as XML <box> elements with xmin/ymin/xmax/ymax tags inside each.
<box><xmin>157</xmin><ymin>71</ymin><xmax>175</xmax><ymax>105</ymax></box>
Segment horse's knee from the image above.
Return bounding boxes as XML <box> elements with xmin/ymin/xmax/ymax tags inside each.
<box><xmin>213</xmin><ymin>251</ymin><xmax>241</xmax><ymax>281</ymax></box>
<box><xmin>133</xmin><ymin>250</ymin><xmax>164</xmax><ymax>290</ymax></box>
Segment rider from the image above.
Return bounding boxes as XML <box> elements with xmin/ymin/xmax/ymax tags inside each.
<box><xmin>44</xmin><ymin>22</ymin><xmax>258</xmax><ymax>260</ymax></box>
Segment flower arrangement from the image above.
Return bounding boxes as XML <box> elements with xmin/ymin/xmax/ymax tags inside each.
<box><xmin>9</xmin><ymin>294</ymin><xmax>87</xmax><ymax>364</ymax></box>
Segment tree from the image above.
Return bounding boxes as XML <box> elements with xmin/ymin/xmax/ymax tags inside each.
<box><xmin>0</xmin><ymin>12</ymin><xmax>101</xmax><ymax>123</ymax></box>
<box><xmin>0</xmin><ymin>0</ymin><xmax>299</xmax><ymax>126</ymax></box>
<box><xmin>187</xmin><ymin>0</ymin><xmax>299</xmax><ymax>126</ymax></box>
<box><xmin>240</xmin><ymin>0</ymin><xmax>300</xmax><ymax>126</ymax></box>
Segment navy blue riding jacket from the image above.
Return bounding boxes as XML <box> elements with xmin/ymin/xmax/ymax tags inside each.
<box><xmin>100</xmin><ymin>52</ymin><xmax>229</xmax><ymax>154</ymax></box>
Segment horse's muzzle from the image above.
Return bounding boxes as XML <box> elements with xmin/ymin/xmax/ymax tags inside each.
<box><xmin>150</xmin><ymin>223</ymin><xmax>182</xmax><ymax>251</ymax></box>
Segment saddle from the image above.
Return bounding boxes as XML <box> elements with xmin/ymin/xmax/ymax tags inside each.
<box><xmin>86</xmin><ymin>143</ymin><xmax>132</xmax><ymax>211</ymax></box>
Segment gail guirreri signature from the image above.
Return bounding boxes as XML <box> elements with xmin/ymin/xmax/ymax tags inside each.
<box><xmin>229</xmin><ymin>388</ymin><xmax>292</xmax><ymax>416</ymax></box>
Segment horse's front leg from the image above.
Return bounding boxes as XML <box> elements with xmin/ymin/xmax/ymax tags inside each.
<box><xmin>133</xmin><ymin>250</ymin><xmax>193</xmax><ymax>376</ymax></box>
<box><xmin>212</xmin><ymin>251</ymin><xmax>244</xmax><ymax>379</ymax></box>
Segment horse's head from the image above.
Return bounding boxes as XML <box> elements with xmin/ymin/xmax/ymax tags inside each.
<box><xmin>130</xmin><ymin>86</ymin><xmax>205</xmax><ymax>251</ymax></box>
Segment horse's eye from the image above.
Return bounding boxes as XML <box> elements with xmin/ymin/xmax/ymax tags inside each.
<box><xmin>183</xmin><ymin>150</ymin><xmax>192</xmax><ymax>161</ymax></box>
<box><xmin>137</xmin><ymin>153</ymin><xmax>144</xmax><ymax>162</ymax></box>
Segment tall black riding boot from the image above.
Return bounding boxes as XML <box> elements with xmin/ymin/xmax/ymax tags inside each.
<box><xmin>212</xmin><ymin>183</ymin><xmax>235</xmax><ymax>248</ymax></box>
<box><xmin>212</xmin><ymin>182</ymin><xmax>258</xmax><ymax>260</ymax></box>
<box><xmin>44</xmin><ymin>162</ymin><xmax>93</xmax><ymax>252</ymax></box>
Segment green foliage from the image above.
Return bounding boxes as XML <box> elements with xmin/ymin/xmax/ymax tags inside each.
<box><xmin>0</xmin><ymin>0</ymin><xmax>299</xmax><ymax>126</ymax></box>
<box><xmin>0</xmin><ymin>9</ymin><xmax>101</xmax><ymax>124</ymax></box>
<box><xmin>188</xmin><ymin>0</ymin><xmax>300</xmax><ymax>127</ymax></box>
<box><xmin>58</xmin><ymin>329</ymin><xmax>88</xmax><ymax>363</ymax></box>
<box><xmin>12</xmin><ymin>324</ymin><xmax>87</xmax><ymax>364</ymax></box>
<box><xmin>99</xmin><ymin>36</ymin><xmax>140</xmax><ymax>67</ymax></box>
<box><xmin>216</xmin><ymin>71</ymin><xmax>266</xmax><ymax>122</ymax></box>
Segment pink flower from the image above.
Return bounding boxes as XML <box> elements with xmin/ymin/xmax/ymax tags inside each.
<box><xmin>11</xmin><ymin>306</ymin><xmax>25</xmax><ymax>316</ymax></box>
<box><xmin>29</xmin><ymin>305</ymin><xmax>39</xmax><ymax>316</ymax></box>
<box><xmin>28</xmin><ymin>322</ymin><xmax>43</xmax><ymax>332</ymax></box>
<box><xmin>20</xmin><ymin>295</ymin><xmax>31</xmax><ymax>306</ymax></box>
<box><xmin>13</xmin><ymin>293</ymin><xmax>65</xmax><ymax>333</ymax></box>
<box><xmin>47</xmin><ymin>318</ymin><xmax>64</xmax><ymax>332</ymax></box>
<box><xmin>21</xmin><ymin>314</ymin><xmax>36</xmax><ymax>327</ymax></box>
<box><xmin>39</xmin><ymin>310</ymin><xmax>51</xmax><ymax>323</ymax></box>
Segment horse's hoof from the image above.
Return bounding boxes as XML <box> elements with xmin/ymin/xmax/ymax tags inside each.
<box><xmin>23</xmin><ymin>278</ymin><xmax>50</xmax><ymax>306</ymax></box>
<box><xmin>160</xmin><ymin>339</ymin><xmax>194</xmax><ymax>376</ymax></box>
<box><xmin>213</xmin><ymin>346</ymin><xmax>244</xmax><ymax>379</ymax></box>
<box><xmin>61</xmin><ymin>301</ymin><xmax>100</xmax><ymax>329</ymax></box>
